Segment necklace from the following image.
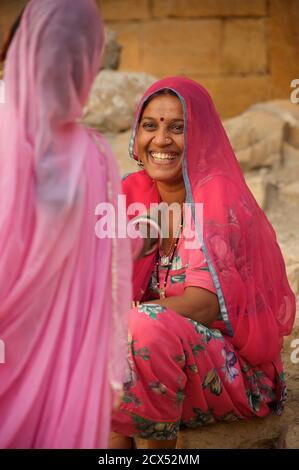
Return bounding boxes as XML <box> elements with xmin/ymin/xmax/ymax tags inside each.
<box><xmin>156</xmin><ymin>214</ymin><xmax>183</xmax><ymax>299</ymax></box>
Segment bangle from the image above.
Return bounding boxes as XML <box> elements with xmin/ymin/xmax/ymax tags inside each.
<box><xmin>131</xmin><ymin>301</ymin><xmax>141</xmax><ymax>308</ymax></box>
<box><xmin>130</xmin><ymin>216</ymin><xmax>161</xmax><ymax>239</ymax></box>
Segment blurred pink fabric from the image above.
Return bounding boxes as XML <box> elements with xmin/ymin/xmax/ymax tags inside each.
<box><xmin>0</xmin><ymin>0</ymin><xmax>132</xmax><ymax>448</ymax></box>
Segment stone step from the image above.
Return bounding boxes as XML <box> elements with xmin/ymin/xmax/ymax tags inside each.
<box><xmin>134</xmin><ymin>406</ymin><xmax>294</xmax><ymax>449</ymax></box>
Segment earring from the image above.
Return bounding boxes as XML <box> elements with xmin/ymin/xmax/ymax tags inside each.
<box><xmin>133</xmin><ymin>152</ymin><xmax>144</xmax><ymax>167</ymax></box>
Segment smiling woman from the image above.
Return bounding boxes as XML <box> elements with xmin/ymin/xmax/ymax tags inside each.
<box><xmin>110</xmin><ymin>77</ymin><xmax>295</xmax><ymax>450</ymax></box>
<box><xmin>137</xmin><ymin>91</ymin><xmax>184</xmax><ymax>186</ymax></box>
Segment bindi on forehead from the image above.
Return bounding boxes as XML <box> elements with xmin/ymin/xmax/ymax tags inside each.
<box><xmin>160</xmin><ymin>117</ymin><xmax>164</xmax><ymax>122</ymax></box>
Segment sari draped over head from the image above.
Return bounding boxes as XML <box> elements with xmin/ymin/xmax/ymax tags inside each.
<box><xmin>123</xmin><ymin>76</ymin><xmax>296</xmax><ymax>367</ymax></box>
<box><xmin>0</xmin><ymin>0</ymin><xmax>132</xmax><ymax>448</ymax></box>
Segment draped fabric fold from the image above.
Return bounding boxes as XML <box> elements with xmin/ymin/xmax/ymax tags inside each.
<box><xmin>0</xmin><ymin>0</ymin><xmax>132</xmax><ymax>448</ymax></box>
<box><xmin>124</xmin><ymin>76</ymin><xmax>296</xmax><ymax>366</ymax></box>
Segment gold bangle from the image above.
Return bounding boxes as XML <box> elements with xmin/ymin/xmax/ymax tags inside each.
<box><xmin>131</xmin><ymin>301</ymin><xmax>141</xmax><ymax>308</ymax></box>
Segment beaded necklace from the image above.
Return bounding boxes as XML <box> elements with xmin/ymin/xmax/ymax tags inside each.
<box><xmin>156</xmin><ymin>214</ymin><xmax>184</xmax><ymax>299</ymax></box>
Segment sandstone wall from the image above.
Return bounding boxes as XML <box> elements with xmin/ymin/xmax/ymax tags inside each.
<box><xmin>1</xmin><ymin>0</ymin><xmax>298</xmax><ymax>118</ymax></box>
<box><xmin>96</xmin><ymin>0</ymin><xmax>299</xmax><ymax>118</ymax></box>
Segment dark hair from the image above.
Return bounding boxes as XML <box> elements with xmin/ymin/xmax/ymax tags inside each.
<box><xmin>140</xmin><ymin>88</ymin><xmax>179</xmax><ymax>120</ymax></box>
<box><xmin>0</xmin><ymin>7</ymin><xmax>25</xmax><ymax>63</ymax></box>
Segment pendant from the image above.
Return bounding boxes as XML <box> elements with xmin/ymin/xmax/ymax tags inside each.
<box><xmin>160</xmin><ymin>255</ymin><xmax>170</xmax><ymax>266</ymax></box>
<box><xmin>159</xmin><ymin>288</ymin><xmax>166</xmax><ymax>299</ymax></box>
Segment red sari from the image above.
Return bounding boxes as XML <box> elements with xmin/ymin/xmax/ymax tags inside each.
<box><xmin>112</xmin><ymin>77</ymin><xmax>295</xmax><ymax>440</ymax></box>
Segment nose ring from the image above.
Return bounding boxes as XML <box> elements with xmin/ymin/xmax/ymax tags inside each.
<box><xmin>165</xmin><ymin>136</ymin><xmax>171</xmax><ymax>144</ymax></box>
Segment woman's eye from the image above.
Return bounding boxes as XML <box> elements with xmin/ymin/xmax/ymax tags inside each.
<box><xmin>171</xmin><ymin>124</ymin><xmax>184</xmax><ymax>133</ymax></box>
<box><xmin>142</xmin><ymin>122</ymin><xmax>156</xmax><ymax>130</ymax></box>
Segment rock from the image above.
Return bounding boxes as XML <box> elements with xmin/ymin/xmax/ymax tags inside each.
<box><xmin>244</xmin><ymin>170</ymin><xmax>270</xmax><ymax>209</ymax></box>
<box><xmin>249</xmin><ymin>100</ymin><xmax>299</xmax><ymax>150</ymax></box>
<box><xmin>83</xmin><ymin>70</ymin><xmax>157</xmax><ymax>133</ymax></box>
<box><xmin>286</xmin><ymin>264</ymin><xmax>299</xmax><ymax>296</ymax></box>
<box><xmin>223</xmin><ymin>109</ymin><xmax>285</xmax><ymax>171</ymax></box>
<box><xmin>176</xmin><ymin>408</ymin><xmax>294</xmax><ymax>449</ymax></box>
<box><xmin>279</xmin><ymin>240</ymin><xmax>299</xmax><ymax>270</ymax></box>
<box><xmin>134</xmin><ymin>406</ymin><xmax>294</xmax><ymax>449</ymax></box>
<box><xmin>280</xmin><ymin>182</ymin><xmax>299</xmax><ymax>206</ymax></box>
<box><xmin>101</xmin><ymin>29</ymin><xmax>122</xmax><ymax>70</ymax></box>
<box><xmin>104</xmin><ymin>130</ymin><xmax>138</xmax><ymax>175</ymax></box>
<box><xmin>285</xmin><ymin>422</ymin><xmax>299</xmax><ymax>449</ymax></box>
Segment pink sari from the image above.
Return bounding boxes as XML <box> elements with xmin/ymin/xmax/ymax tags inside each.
<box><xmin>0</xmin><ymin>0</ymin><xmax>132</xmax><ymax>448</ymax></box>
<box><xmin>111</xmin><ymin>77</ymin><xmax>296</xmax><ymax>440</ymax></box>
<box><xmin>126</xmin><ymin>77</ymin><xmax>295</xmax><ymax>366</ymax></box>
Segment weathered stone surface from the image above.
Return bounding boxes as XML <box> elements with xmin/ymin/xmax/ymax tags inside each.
<box><xmin>96</xmin><ymin>0</ymin><xmax>150</xmax><ymax>21</ymax></box>
<box><xmin>268</xmin><ymin>0</ymin><xmax>299</xmax><ymax>98</ymax></box>
<box><xmin>249</xmin><ymin>101</ymin><xmax>299</xmax><ymax>150</ymax></box>
<box><xmin>244</xmin><ymin>171</ymin><xmax>270</xmax><ymax>209</ymax></box>
<box><xmin>191</xmin><ymin>76</ymin><xmax>271</xmax><ymax>119</ymax></box>
<box><xmin>286</xmin><ymin>264</ymin><xmax>299</xmax><ymax>296</ymax></box>
<box><xmin>221</xmin><ymin>19</ymin><xmax>267</xmax><ymax>74</ymax></box>
<box><xmin>280</xmin><ymin>182</ymin><xmax>299</xmax><ymax>206</ymax></box>
<box><xmin>153</xmin><ymin>0</ymin><xmax>267</xmax><ymax>18</ymax></box>
<box><xmin>101</xmin><ymin>29</ymin><xmax>122</xmax><ymax>70</ymax></box>
<box><xmin>104</xmin><ymin>130</ymin><xmax>138</xmax><ymax>176</ymax></box>
<box><xmin>134</xmin><ymin>406</ymin><xmax>294</xmax><ymax>449</ymax></box>
<box><xmin>111</xmin><ymin>20</ymin><xmax>222</xmax><ymax>76</ymax></box>
<box><xmin>105</xmin><ymin>23</ymin><xmax>140</xmax><ymax>72</ymax></box>
<box><xmin>83</xmin><ymin>70</ymin><xmax>157</xmax><ymax>133</ymax></box>
<box><xmin>223</xmin><ymin>109</ymin><xmax>285</xmax><ymax>171</ymax></box>
<box><xmin>141</xmin><ymin>20</ymin><xmax>221</xmax><ymax>76</ymax></box>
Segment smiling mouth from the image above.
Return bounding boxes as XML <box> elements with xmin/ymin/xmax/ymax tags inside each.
<box><xmin>149</xmin><ymin>151</ymin><xmax>180</xmax><ymax>164</ymax></box>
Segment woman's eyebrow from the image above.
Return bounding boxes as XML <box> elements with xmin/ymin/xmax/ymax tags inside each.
<box><xmin>140</xmin><ymin>116</ymin><xmax>184</xmax><ymax>122</ymax></box>
<box><xmin>140</xmin><ymin>116</ymin><xmax>156</xmax><ymax>121</ymax></box>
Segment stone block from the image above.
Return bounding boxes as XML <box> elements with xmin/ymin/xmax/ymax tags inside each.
<box><xmin>190</xmin><ymin>75</ymin><xmax>271</xmax><ymax>119</ymax></box>
<box><xmin>83</xmin><ymin>70</ymin><xmax>157</xmax><ymax>133</ymax></box>
<box><xmin>268</xmin><ymin>0</ymin><xmax>299</xmax><ymax>97</ymax></box>
<box><xmin>153</xmin><ymin>0</ymin><xmax>267</xmax><ymax>18</ymax></box>
<box><xmin>139</xmin><ymin>20</ymin><xmax>222</xmax><ymax>76</ymax></box>
<box><xmin>223</xmin><ymin>109</ymin><xmax>285</xmax><ymax>171</ymax></box>
<box><xmin>134</xmin><ymin>406</ymin><xmax>293</xmax><ymax>449</ymax></box>
<box><xmin>97</xmin><ymin>0</ymin><xmax>150</xmax><ymax>21</ymax></box>
<box><xmin>101</xmin><ymin>29</ymin><xmax>122</xmax><ymax>70</ymax></box>
<box><xmin>106</xmin><ymin>23</ymin><xmax>141</xmax><ymax>71</ymax></box>
<box><xmin>221</xmin><ymin>19</ymin><xmax>267</xmax><ymax>74</ymax></box>
<box><xmin>249</xmin><ymin>101</ymin><xmax>299</xmax><ymax>150</ymax></box>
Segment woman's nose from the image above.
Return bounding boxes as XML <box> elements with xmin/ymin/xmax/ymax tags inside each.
<box><xmin>152</xmin><ymin>129</ymin><xmax>172</xmax><ymax>146</ymax></box>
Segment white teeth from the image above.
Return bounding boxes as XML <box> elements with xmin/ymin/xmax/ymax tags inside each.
<box><xmin>150</xmin><ymin>152</ymin><xmax>177</xmax><ymax>161</ymax></box>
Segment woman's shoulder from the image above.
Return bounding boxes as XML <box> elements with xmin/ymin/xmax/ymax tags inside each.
<box><xmin>122</xmin><ymin>170</ymin><xmax>153</xmax><ymax>191</ymax></box>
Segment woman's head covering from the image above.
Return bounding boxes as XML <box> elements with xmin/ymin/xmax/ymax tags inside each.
<box><xmin>124</xmin><ymin>76</ymin><xmax>296</xmax><ymax>365</ymax></box>
<box><xmin>0</xmin><ymin>0</ymin><xmax>132</xmax><ymax>448</ymax></box>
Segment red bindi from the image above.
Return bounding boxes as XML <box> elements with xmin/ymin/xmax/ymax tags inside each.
<box><xmin>160</xmin><ymin>117</ymin><xmax>164</xmax><ymax>122</ymax></box>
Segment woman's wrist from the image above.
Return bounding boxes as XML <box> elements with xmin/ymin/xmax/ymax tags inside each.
<box><xmin>128</xmin><ymin>214</ymin><xmax>161</xmax><ymax>257</ymax></box>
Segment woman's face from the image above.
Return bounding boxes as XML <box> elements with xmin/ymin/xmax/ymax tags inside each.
<box><xmin>137</xmin><ymin>94</ymin><xmax>184</xmax><ymax>184</ymax></box>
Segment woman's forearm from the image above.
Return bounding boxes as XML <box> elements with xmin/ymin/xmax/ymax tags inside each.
<box><xmin>143</xmin><ymin>288</ymin><xmax>219</xmax><ymax>326</ymax></box>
